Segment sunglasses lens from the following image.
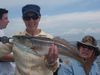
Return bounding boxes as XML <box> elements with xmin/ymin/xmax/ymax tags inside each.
<box><xmin>82</xmin><ymin>45</ymin><xmax>94</xmax><ymax>50</ymax></box>
<box><xmin>23</xmin><ymin>16</ymin><xmax>30</xmax><ymax>20</ymax></box>
<box><xmin>31</xmin><ymin>15</ymin><xmax>38</xmax><ymax>20</ymax></box>
<box><xmin>23</xmin><ymin>15</ymin><xmax>39</xmax><ymax>20</ymax></box>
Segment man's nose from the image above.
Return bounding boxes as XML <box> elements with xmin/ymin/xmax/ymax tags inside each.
<box><xmin>84</xmin><ymin>47</ymin><xmax>89</xmax><ymax>51</ymax></box>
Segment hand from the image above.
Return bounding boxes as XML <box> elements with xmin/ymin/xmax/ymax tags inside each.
<box><xmin>0</xmin><ymin>36</ymin><xmax>9</xmax><ymax>43</ymax></box>
<box><xmin>0</xmin><ymin>54</ymin><xmax>14</xmax><ymax>62</ymax></box>
<box><xmin>46</xmin><ymin>44</ymin><xmax>58</xmax><ymax>64</ymax></box>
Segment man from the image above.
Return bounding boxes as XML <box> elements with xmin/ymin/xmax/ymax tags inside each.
<box><xmin>58</xmin><ymin>35</ymin><xmax>100</xmax><ymax>75</ymax></box>
<box><xmin>0</xmin><ymin>4</ymin><xmax>58</xmax><ymax>75</ymax></box>
<box><xmin>0</xmin><ymin>8</ymin><xmax>15</xmax><ymax>75</ymax></box>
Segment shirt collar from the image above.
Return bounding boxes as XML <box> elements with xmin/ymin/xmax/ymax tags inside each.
<box><xmin>24</xmin><ymin>29</ymin><xmax>47</xmax><ymax>37</ymax></box>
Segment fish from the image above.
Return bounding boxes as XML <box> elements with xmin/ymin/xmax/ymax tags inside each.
<box><xmin>12</xmin><ymin>35</ymin><xmax>84</xmax><ymax>63</ymax></box>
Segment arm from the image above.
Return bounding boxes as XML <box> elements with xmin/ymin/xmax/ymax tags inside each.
<box><xmin>0</xmin><ymin>53</ymin><xmax>14</xmax><ymax>62</ymax></box>
<box><xmin>0</xmin><ymin>43</ymin><xmax>12</xmax><ymax>58</ymax></box>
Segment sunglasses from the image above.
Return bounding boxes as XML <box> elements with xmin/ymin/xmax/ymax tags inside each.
<box><xmin>81</xmin><ymin>44</ymin><xmax>94</xmax><ymax>50</ymax></box>
<box><xmin>23</xmin><ymin>15</ymin><xmax>39</xmax><ymax>20</ymax></box>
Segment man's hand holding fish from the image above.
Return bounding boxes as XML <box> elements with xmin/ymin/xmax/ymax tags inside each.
<box><xmin>44</xmin><ymin>44</ymin><xmax>59</xmax><ymax>72</ymax></box>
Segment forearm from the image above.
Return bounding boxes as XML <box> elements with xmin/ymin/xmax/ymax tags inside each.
<box><xmin>0</xmin><ymin>43</ymin><xmax>12</xmax><ymax>57</ymax></box>
<box><xmin>0</xmin><ymin>54</ymin><xmax>14</xmax><ymax>62</ymax></box>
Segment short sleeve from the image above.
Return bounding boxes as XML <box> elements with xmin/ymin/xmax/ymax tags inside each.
<box><xmin>58</xmin><ymin>63</ymin><xmax>73</xmax><ymax>75</ymax></box>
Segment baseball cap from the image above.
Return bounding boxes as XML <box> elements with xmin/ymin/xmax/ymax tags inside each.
<box><xmin>22</xmin><ymin>4</ymin><xmax>41</xmax><ymax>16</ymax></box>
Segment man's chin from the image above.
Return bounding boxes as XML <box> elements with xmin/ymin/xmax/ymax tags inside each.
<box><xmin>80</xmin><ymin>54</ymin><xmax>88</xmax><ymax>59</ymax></box>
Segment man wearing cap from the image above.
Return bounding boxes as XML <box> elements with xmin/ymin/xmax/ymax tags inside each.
<box><xmin>0</xmin><ymin>4</ymin><xmax>58</xmax><ymax>75</ymax></box>
<box><xmin>58</xmin><ymin>35</ymin><xmax>100</xmax><ymax>75</ymax></box>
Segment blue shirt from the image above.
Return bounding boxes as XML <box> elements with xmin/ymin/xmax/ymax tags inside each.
<box><xmin>58</xmin><ymin>58</ymin><xmax>100</xmax><ymax>75</ymax></box>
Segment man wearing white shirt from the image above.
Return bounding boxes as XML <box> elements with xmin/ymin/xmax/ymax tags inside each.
<box><xmin>0</xmin><ymin>30</ymin><xmax>4</xmax><ymax>37</ymax></box>
<box><xmin>0</xmin><ymin>8</ymin><xmax>15</xmax><ymax>75</ymax></box>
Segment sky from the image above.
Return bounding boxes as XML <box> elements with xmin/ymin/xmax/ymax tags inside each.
<box><xmin>0</xmin><ymin>0</ymin><xmax>100</xmax><ymax>41</ymax></box>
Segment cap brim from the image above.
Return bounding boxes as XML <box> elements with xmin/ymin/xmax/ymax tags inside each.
<box><xmin>77</xmin><ymin>41</ymin><xmax>97</xmax><ymax>48</ymax></box>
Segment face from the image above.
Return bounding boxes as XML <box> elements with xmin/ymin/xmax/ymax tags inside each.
<box><xmin>0</xmin><ymin>13</ymin><xmax>9</xmax><ymax>29</ymax></box>
<box><xmin>79</xmin><ymin>45</ymin><xmax>94</xmax><ymax>59</ymax></box>
<box><xmin>23</xmin><ymin>12</ymin><xmax>40</xmax><ymax>32</ymax></box>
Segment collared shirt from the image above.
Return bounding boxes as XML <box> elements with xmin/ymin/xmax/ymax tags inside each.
<box><xmin>58</xmin><ymin>58</ymin><xmax>100</xmax><ymax>75</ymax></box>
<box><xmin>16</xmin><ymin>30</ymin><xmax>53</xmax><ymax>39</ymax></box>
<box><xmin>0</xmin><ymin>29</ymin><xmax>4</xmax><ymax>37</ymax></box>
<box><xmin>0</xmin><ymin>29</ymin><xmax>15</xmax><ymax>75</ymax></box>
<box><xmin>0</xmin><ymin>30</ymin><xmax>55</xmax><ymax>75</ymax></box>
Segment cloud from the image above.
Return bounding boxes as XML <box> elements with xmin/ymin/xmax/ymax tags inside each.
<box><xmin>64</xmin><ymin>28</ymin><xmax>100</xmax><ymax>35</ymax></box>
<box><xmin>62</xmin><ymin>28</ymin><xmax>100</xmax><ymax>41</ymax></box>
<box><xmin>84</xmin><ymin>28</ymin><xmax>100</xmax><ymax>34</ymax></box>
<box><xmin>40</xmin><ymin>11</ymin><xmax>100</xmax><ymax>28</ymax></box>
<box><xmin>1</xmin><ymin>0</ymin><xmax>100</xmax><ymax>18</ymax></box>
<box><xmin>40</xmin><ymin>11</ymin><xmax>100</xmax><ymax>37</ymax></box>
<box><xmin>65</xmin><ymin>28</ymin><xmax>83</xmax><ymax>35</ymax></box>
<box><xmin>0</xmin><ymin>0</ymin><xmax>81</xmax><ymax>8</ymax></box>
<box><xmin>2</xmin><ymin>0</ymin><xmax>100</xmax><ymax>14</ymax></box>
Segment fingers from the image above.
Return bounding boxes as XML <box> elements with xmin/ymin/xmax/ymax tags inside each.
<box><xmin>52</xmin><ymin>44</ymin><xmax>58</xmax><ymax>60</ymax></box>
<box><xmin>47</xmin><ymin>44</ymin><xmax>58</xmax><ymax>64</ymax></box>
<box><xmin>48</xmin><ymin>44</ymin><xmax>54</xmax><ymax>57</ymax></box>
<box><xmin>54</xmin><ymin>44</ymin><xmax>58</xmax><ymax>58</ymax></box>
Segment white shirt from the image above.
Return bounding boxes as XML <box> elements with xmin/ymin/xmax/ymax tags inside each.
<box><xmin>0</xmin><ymin>29</ymin><xmax>4</xmax><ymax>37</ymax></box>
<box><xmin>0</xmin><ymin>29</ymin><xmax>15</xmax><ymax>75</ymax></box>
